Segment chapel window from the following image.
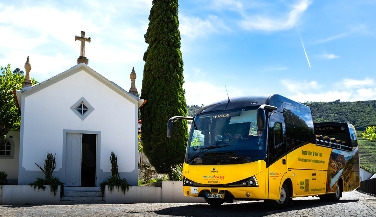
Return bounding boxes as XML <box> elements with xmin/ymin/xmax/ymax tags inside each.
<box><xmin>0</xmin><ymin>139</ymin><xmax>13</xmax><ymax>158</ymax></box>
<box><xmin>76</xmin><ymin>102</ymin><xmax>89</xmax><ymax>115</ymax></box>
<box><xmin>71</xmin><ymin>97</ymin><xmax>94</xmax><ymax>120</ymax></box>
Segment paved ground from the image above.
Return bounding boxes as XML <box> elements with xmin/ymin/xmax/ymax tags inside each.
<box><xmin>1</xmin><ymin>190</ymin><xmax>376</xmax><ymax>216</ymax></box>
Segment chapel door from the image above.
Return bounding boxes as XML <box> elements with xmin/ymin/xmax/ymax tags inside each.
<box><xmin>81</xmin><ymin>134</ymin><xmax>96</xmax><ymax>187</ymax></box>
<box><xmin>66</xmin><ymin>133</ymin><xmax>97</xmax><ymax>187</ymax></box>
<box><xmin>66</xmin><ymin>133</ymin><xmax>82</xmax><ymax>186</ymax></box>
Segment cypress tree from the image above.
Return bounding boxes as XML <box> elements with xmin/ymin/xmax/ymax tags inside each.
<box><xmin>141</xmin><ymin>0</ymin><xmax>187</xmax><ymax>177</ymax></box>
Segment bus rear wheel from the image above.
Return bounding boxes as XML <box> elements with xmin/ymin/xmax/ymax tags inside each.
<box><xmin>205</xmin><ymin>198</ymin><xmax>225</xmax><ymax>206</ymax></box>
<box><xmin>319</xmin><ymin>183</ymin><xmax>341</xmax><ymax>202</ymax></box>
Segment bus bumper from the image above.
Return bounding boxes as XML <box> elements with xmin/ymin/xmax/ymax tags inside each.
<box><xmin>183</xmin><ymin>186</ymin><xmax>267</xmax><ymax>200</ymax></box>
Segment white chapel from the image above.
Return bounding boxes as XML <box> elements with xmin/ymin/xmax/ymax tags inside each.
<box><xmin>0</xmin><ymin>31</ymin><xmax>143</xmax><ymax>186</ymax></box>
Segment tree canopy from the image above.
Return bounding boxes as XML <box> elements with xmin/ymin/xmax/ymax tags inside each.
<box><xmin>140</xmin><ymin>0</ymin><xmax>187</xmax><ymax>178</ymax></box>
<box><xmin>0</xmin><ymin>65</ymin><xmax>25</xmax><ymax>138</ymax></box>
<box><xmin>0</xmin><ymin>64</ymin><xmax>37</xmax><ymax>138</ymax></box>
<box><xmin>362</xmin><ymin>126</ymin><xmax>376</xmax><ymax>141</ymax></box>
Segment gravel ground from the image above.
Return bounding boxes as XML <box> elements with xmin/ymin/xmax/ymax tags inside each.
<box><xmin>1</xmin><ymin>190</ymin><xmax>376</xmax><ymax>217</ymax></box>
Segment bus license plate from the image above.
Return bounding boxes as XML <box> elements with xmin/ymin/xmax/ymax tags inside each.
<box><xmin>206</xmin><ymin>193</ymin><xmax>223</xmax><ymax>199</ymax></box>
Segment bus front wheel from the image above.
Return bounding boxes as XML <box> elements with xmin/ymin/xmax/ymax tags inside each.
<box><xmin>265</xmin><ymin>182</ymin><xmax>291</xmax><ymax>208</ymax></box>
<box><xmin>205</xmin><ymin>198</ymin><xmax>225</xmax><ymax>206</ymax></box>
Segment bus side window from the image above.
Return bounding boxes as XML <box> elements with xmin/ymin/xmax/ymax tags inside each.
<box><xmin>268</xmin><ymin>121</ymin><xmax>285</xmax><ymax>164</ymax></box>
<box><xmin>348</xmin><ymin>125</ymin><xmax>358</xmax><ymax>148</ymax></box>
<box><xmin>273</xmin><ymin>122</ymin><xmax>283</xmax><ymax>148</ymax></box>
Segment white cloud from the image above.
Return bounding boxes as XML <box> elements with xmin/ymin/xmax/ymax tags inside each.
<box><xmin>281</xmin><ymin>78</ymin><xmax>376</xmax><ymax>103</ymax></box>
<box><xmin>184</xmin><ymin>68</ymin><xmax>246</xmax><ymax>105</ymax></box>
<box><xmin>315</xmin><ymin>24</ymin><xmax>369</xmax><ymax>44</ymax></box>
<box><xmin>184</xmin><ymin>80</ymin><xmax>226</xmax><ymax>105</ymax></box>
<box><xmin>315</xmin><ymin>33</ymin><xmax>349</xmax><ymax>44</ymax></box>
<box><xmin>281</xmin><ymin>79</ymin><xmax>321</xmax><ymax>92</ymax></box>
<box><xmin>211</xmin><ymin>0</ymin><xmax>243</xmax><ymax>8</ymax></box>
<box><xmin>261</xmin><ymin>66</ymin><xmax>288</xmax><ymax>72</ymax></box>
<box><xmin>210</xmin><ymin>0</ymin><xmax>246</xmax><ymax>13</ymax></box>
<box><xmin>354</xmin><ymin>88</ymin><xmax>376</xmax><ymax>101</ymax></box>
<box><xmin>209</xmin><ymin>0</ymin><xmax>268</xmax><ymax>15</ymax></box>
<box><xmin>289</xmin><ymin>91</ymin><xmax>352</xmax><ymax>103</ymax></box>
<box><xmin>317</xmin><ymin>52</ymin><xmax>339</xmax><ymax>60</ymax></box>
<box><xmin>343</xmin><ymin>78</ymin><xmax>374</xmax><ymax>88</ymax></box>
<box><xmin>184</xmin><ymin>80</ymin><xmax>250</xmax><ymax>106</ymax></box>
<box><xmin>185</xmin><ymin>0</ymin><xmax>311</xmax><ymax>34</ymax></box>
<box><xmin>179</xmin><ymin>14</ymin><xmax>229</xmax><ymax>39</ymax></box>
<box><xmin>239</xmin><ymin>0</ymin><xmax>312</xmax><ymax>31</ymax></box>
<box><xmin>0</xmin><ymin>5</ymin><xmax>100</xmax><ymax>43</ymax></box>
<box><xmin>184</xmin><ymin>68</ymin><xmax>223</xmax><ymax>105</ymax></box>
<box><xmin>83</xmin><ymin>0</ymin><xmax>151</xmax><ymax>13</ymax></box>
<box><xmin>0</xmin><ymin>1</ymin><xmax>149</xmax><ymax>84</ymax></box>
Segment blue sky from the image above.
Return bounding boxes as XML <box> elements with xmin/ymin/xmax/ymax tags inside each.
<box><xmin>1</xmin><ymin>0</ymin><xmax>376</xmax><ymax>106</ymax></box>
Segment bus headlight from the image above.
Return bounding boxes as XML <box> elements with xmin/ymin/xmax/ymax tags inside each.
<box><xmin>247</xmin><ymin>176</ymin><xmax>258</xmax><ymax>186</ymax></box>
<box><xmin>183</xmin><ymin>177</ymin><xmax>196</xmax><ymax>186</ymax></box>
<box><xmin>229</xmin><ymin>176</ymin><xmax>259</xmax><ymax>187</ymax></box>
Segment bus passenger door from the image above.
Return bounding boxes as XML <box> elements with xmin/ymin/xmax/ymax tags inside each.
<box><xmin>267</xmin><ymin>121</ymin><xmax>288</xmax><ymax>200</ymax></box>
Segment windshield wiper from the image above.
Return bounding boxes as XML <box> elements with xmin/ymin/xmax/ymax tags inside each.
<box><xmin>188</xmin><ymin>144</ymin><xmax>230</xmax><ymax>163</ymax></box>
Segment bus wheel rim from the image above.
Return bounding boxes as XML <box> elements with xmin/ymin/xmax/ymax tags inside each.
<box><xmin>279</xmin><ymin>187</ymin><xmax>287</xmax><ymax>203</ymax></box>
<box><xmin>335</xmin><ymin>184</ymin><xmax>340</xmax><ymax>198</ymax></box>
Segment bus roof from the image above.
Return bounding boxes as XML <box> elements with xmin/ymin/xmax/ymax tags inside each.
<box><xmin>198</xmin><ymin>96</ymin><xmax>269</xmax><ymax>114</ymax></box>
<box><xmin>197</xmin><ymin>94</ymin><xmax>310</xmax><ymax>115</ymax></box>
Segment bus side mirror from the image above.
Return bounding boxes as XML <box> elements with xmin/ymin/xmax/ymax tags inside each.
<box><xmin>257</xmin><ymin>108</ymin><xmax>266</xmax><ymax>131</ymax></box>
<box><xmin>257</xmin><ymin>104</ymin><xmax>277</xmax><ymax>131</ymax></box>
<box><xmin>167</xmin><ymin>116</ymin><xmax>194</xmax><ymax>138</ymax></box>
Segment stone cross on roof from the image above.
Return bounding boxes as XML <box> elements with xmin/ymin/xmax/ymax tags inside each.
<box><xmin>75</xmin><ymin>31</ymin><xmax>91</xmax><ymax>65</ymax></box>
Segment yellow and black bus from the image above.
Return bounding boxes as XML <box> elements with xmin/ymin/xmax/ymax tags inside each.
<box><xmin>167</xmin><ymin>94</ymin><xmax>360</xmax><ymax>207</ymax></box>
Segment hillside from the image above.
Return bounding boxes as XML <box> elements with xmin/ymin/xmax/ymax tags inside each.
<box><xmin>306</xmin><ymin>100</ymin><xmax>376</xmax><ymax>130</ymax></box>
<box><xmin>358</xmin><ymin>138</ymin><xmax>376</xmax><ymax>173</ymax></box>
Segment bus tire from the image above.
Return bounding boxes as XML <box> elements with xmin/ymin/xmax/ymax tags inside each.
<box><xmin>265</xmin><ymin>182</ymin><xmax>291</xmax><ymax>208</ymax></box>
<box><xmin>320</xmin><ymin>182</ymin><xmax>341</xmax><ymax>202</ymax></box>
<box><xmin>204</xmin><ymin>198</ymin><xmax>225</xmax><ymax>206</ymax></box>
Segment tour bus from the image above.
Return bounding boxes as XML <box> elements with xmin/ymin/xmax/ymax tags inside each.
<box><xmin>167</xmin><ymin>94</ymin><xmax>360</xmax><ymax>207</ymax></box>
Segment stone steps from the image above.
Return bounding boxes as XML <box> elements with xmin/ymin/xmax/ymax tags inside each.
<box><xmin>61</xmin><ymin>187</ymin><xmax>104</xmax><ymax>203</ymax></box>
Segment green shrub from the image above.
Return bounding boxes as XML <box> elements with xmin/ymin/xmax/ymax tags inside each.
<box><xmin>0</xmin><ymin>171</ymin><xmax>7</xmax><ymax>185</ymax></box>
<box><xmin>168</xmin><ymin>164</ymin><xmax>182</xmax><ymax>181</ymax></box>
<box><xmin>30</xmin><ymin>153</ymin><xmax>63</xmax><ymax>196</ymax></box>
<box><xmin>140</xmin><ymin>163</ymin><xmax>157</xmax><ymax>183</ymax></box>
<box><xmin>100</xmin><ymin>152</ymin><xmax>129</xmax><ymax>195</ymax></box>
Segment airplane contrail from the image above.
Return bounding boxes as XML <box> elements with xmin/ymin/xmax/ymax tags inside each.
<box><xmin>297</xmin><ymin>29</ymin><xmax>311</xmax><ymax>69</ymax></box>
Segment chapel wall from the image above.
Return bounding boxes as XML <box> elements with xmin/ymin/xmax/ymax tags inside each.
<box><xmin>0</xmin><ymin>131</ymin><xmax>20</xmax><ymax>184</ymax></box>
<box><xmin>19</xmin><ymin>69</ymin><xmax>138</xmax><ymax>185</ymax></box>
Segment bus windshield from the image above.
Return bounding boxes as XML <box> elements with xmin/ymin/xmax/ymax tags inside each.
<box><xmin>186</xmin><ymin>107</ymin><xmax>266</xmax><ymax>165</ymax></box>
